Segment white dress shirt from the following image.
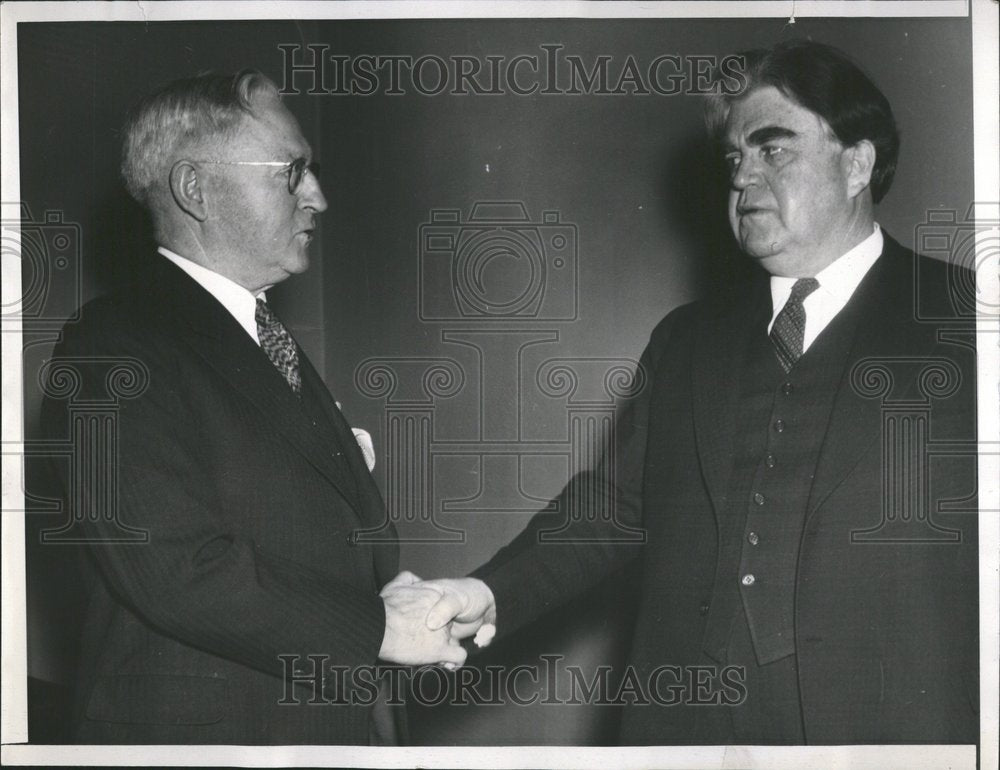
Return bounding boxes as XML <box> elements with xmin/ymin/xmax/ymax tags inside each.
<box><xmin>768</xmin><ymin>224</ymin><xmax>883</xmax><ymax>354</ymax></box>
<box><xmin>158</xmin><ymin>247</ymin><xmax>264</xmax><ymax>346</ymax></box>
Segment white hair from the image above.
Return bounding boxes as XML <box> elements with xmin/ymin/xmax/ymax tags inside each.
<box><xmin>120</xmin><ymin>70</ymin><xmax>280</xmax><ymax>205</ymax></box>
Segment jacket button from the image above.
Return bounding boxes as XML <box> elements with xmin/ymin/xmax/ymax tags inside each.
<box><xmin>346</xmin><ymin>531</ymin><xmax>358</xmax><ymax>546</ymax></box>
<box><xmin>699</xmin><ymin>601</ymin><xmax>710</xmax><ymax>615</ymax></box>
<box><xmin>741</xmin><ymin>574</ymin><xmax>755</xmax><ymax>586</ymax></box>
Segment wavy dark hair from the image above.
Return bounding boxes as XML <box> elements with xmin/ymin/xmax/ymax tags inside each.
<box><xmin>706</xmin><ymin>40</ymin><xmax>900</xmax><ymax>203</ymax></box>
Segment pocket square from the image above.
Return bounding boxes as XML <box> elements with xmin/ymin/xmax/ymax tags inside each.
<box><xmin>336</xmin><ymin>402</ymin><xmax>376</xmax><ymax>472</ymax></box>
<box><xmin>352</xmin><ymin>428</ymin><xmax>376</xmax><ymax>471</ymax></box>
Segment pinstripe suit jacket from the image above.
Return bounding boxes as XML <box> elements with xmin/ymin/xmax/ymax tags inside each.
<box><xmin>42</xmin><ymin>256</ymin><xmax>397</xmax><ymax>744</ymax></box>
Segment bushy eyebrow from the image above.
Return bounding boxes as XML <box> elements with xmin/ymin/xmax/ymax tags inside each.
<box><xmin>722</xmin><ymin>125</ymin><xmax>798</xmax><ymax>154</ymax></box>
<box><xmin>746</xmin><ymin>126</ymin><xmax>797</xmax><ymax>146</ymax></box>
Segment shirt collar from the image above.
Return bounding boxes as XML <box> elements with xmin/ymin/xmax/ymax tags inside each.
<box><xmin>158</xmin><ymin>246</ymin><xmax>264</xmax><ymax>345</ymax></box>
<box><xmin>770</xmin><ymin>223</ymin><xmax>883</xmax><ymax>314</ymax></box>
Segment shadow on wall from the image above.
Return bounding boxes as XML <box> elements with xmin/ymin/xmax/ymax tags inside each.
<box><xmin>402</xmin><ymin>129</ymin><xmax>739</xmax><ymax>747</ymax></box>
<box><xmin>658</xmin><ymin>130</ymin><xmax>750</xmax><ymax>294</ymax></box>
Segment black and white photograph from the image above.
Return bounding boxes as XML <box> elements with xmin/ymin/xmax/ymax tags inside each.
<box><xmin>1</xmin><ymin>2</ymin><xmax>997</xmax><ymax>768</ymax></box>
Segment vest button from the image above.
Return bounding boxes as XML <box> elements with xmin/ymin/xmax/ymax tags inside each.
<box><xmin>747</xmin><ymin>531</ymin><xmax>759</xmax><ymax>546</ymax></box>
<box><xmin>774</xmin><ymin>419</ymin><xmax>785</xmax><ymax>432</ymax></box>
<box><xmin>765</xmin><ymin>454</ymin><xmax>776</xmax><ymax>468</ymax></box>
<box><xmin>781</xmin><ymin>382</ymin><xmax>794</xmax><ymax>395</ymax></box>
<box><xmin>741</xmin><ymin>574</ymin><xmax>755</xmax><ymax>586</ymax></box>
<box><xmin>753</xmin><ymin>492</ymin><xmax>765</xmax><ymax>506</ymax></box>
<box><xmin>699</xmin><ymin>601</ymin><xmax>710</xmax><ymax>615</ymax></box>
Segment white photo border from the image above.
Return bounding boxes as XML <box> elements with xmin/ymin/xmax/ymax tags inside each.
<box><xmin>2</xmin><ymin>2</ymin><xmax>996</xmax><ymax>768</ymax></box>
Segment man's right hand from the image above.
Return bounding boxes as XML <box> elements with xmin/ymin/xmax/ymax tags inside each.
<box><xmin>378</xmin><ymin>571</ymin><xmax>468</xmax><ymax>667</ymax></box>
<box><xmin>419</xmin><ymin>577</ymin><xmax>497</xmax><ymax>644</ymax></box>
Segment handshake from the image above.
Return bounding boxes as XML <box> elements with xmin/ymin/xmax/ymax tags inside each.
<box><xmin>377</xmin><ymin>571</ymin><xmax>497</xmax><ymax>668</ymax></box>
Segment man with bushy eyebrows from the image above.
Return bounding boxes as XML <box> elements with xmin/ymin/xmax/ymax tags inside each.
<box><xmin>403</xmin><ymin>40</ymin><xmax>979</xmax><ymax>744</ymax></box>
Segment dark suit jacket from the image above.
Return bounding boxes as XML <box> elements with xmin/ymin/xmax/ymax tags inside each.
<box><xmin>475</xmin><ymin>234</ymin><xmax>978</xmax><ymax>744</ymax></box>
<box><xmin>41</xmin><ymin>257</ymin><xmax>397</xmax><ymax>744</ymax></box>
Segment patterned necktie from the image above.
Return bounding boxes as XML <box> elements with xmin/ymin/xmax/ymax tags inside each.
<box><xmin>770</xmin><ymin>278</ymin><xmax>820</xmax><ymax>373</ymax></box>
<box><xmin>255</xmin><ymin>298</ymin><xmax>302</xmax><ymax>394</ymax></box>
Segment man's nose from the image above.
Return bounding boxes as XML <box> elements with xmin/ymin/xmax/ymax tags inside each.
<box><xmin>730</xmin><ymin>154</ymin><xmax>760</xmax><ymax>190</ymax></box>
<box><xmin>297</xmin><ymin>172</ymin><xmax>328</xmax><ymax>213</ymax></box>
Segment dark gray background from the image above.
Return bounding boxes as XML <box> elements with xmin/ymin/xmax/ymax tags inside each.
<box><xmin>18</xmin><ymin>16</ymin><xmax>973</xmax><ymax>744</ymax></box>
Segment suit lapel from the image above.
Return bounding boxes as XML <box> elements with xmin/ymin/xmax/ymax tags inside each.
<box><xmin>298</xmin><ymin>357</ymin><xmax>399</xmax><ymax>585</ymax></box>
<box><xmin>298</xmin><ymin>355</ymin><xmax>390</xmax><ymax>529</ymax></box>
<box><xmin>691</xmin><ymin>272</ymin><xmax>770</xmax><ymax>520</ymax></box>
<box><xmin>150</xmin><ymin>258</ymin><xmax>367</xmax><ymax>516</ymax></box>
<box><xmin>806</xmin><ymin>237</ymin><xmax>933</xmax><ymax>515</ymax></box>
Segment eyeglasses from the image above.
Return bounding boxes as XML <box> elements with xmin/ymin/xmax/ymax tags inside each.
<box><xmin>194</xmin><ymin>157</ymin><xmax>321</xmax><ymax>194</ymax></box>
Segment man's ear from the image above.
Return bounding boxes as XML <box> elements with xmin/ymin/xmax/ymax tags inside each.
<box><xmin>169</xmin><ymin>160</ymin><xmax>208</xmax><ymax>221</ymax></box>
<box><xmin>845</xmin><ymin>139</ymin><xmax>876</xmax><ymax>199</ymax></box>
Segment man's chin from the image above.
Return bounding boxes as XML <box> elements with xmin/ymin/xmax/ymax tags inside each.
<box><xmin>740</xmin><ymin>241</ymin><xmax>800</xmax><ymax>276</ymax></box>
<box><xmin>286</xmin><ymin>254</ymin><xmax>311</xmax><ymax>275</ymax></box>
<box><xmin>268</xmin><ymin>259</ymin><xmax>310</xmax><ymax>287</ymax></box>
<box><xmin>739</xmin><ymin>236</ymin><xmax>784</xmax><ymax>262</ymax></box>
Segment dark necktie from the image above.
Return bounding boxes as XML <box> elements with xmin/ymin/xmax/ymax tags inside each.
<box><xmin>255</xmin><ymin>298</ymin><xmax>302</xmax><ymax>394</ymax></box>
<box><xmin>770</xmin><ymin>278</ymin><xmax>820</xmax><ymax>373</ymax></box>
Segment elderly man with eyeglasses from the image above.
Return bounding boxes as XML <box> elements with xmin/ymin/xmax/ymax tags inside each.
<box><xmin>40</xmin><ymin>70</ymin><xmax>461</xmax><ymax>745</ymax></box>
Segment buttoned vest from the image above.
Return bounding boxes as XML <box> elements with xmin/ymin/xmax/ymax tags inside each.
<box><xmin>701</xmin><ymin>287</ymin><xmax>865</xmax><ymax>665</ymax></box>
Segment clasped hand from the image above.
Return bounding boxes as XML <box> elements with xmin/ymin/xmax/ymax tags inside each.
<box><xmin>377</xmin><ymin>570</ymin><xmax>496</xmax><ymax>667</ymax></box>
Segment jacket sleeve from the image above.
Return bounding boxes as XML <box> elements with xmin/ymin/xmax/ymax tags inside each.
<box><xmin>471</xmin><ymin>304</ymin><xmax>694</xmax><ymax>637</ymax></box>
<box><xmin>40</xmin><ymin>304</ymin><xmax>386</xmax><ymax>681</ymax></box>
